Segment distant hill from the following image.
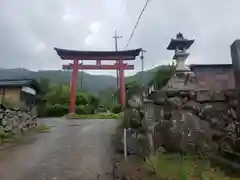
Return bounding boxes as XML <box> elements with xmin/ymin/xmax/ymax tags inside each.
<box><xmin>127</xmin><ymin>66</ymin><xmax>160</xmax><ymax>84</ymax></box>
<box><xmin>0</xmin><ymin>67</ymin><xmax>161</xmax><ymax>94</ymax></box>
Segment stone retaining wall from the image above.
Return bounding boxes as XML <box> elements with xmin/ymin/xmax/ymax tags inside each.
<box><xmin>0</xmin><ymin>105</ymin><xmax>37</xmax><ymax>139</ymax></box>
<box><xmin>145</xmin><ymin>89</ymin><xmax>239</xmax><ymax>153</ymax></box>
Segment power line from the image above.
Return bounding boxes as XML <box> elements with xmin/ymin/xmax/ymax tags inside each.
<box><xmin>124</xmin><ymin>0</ymin><xmax>151</xmax><ymax>49</ymax></box>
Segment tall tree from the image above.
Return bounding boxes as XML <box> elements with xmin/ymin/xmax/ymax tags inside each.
<box><xmin>39</xmin><ymin>78</ymin><xmax>50</xmax><ymax>95</ymax></box>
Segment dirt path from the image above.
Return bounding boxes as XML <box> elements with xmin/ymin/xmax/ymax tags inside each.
<box><xmin>0</xmin><ymin>118</ymin><xmax>117</xmax><ymax>180</ymax></box>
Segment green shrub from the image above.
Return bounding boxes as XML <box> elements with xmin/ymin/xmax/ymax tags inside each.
<box><xmin>75</xmin><ymin>106</ymin><xmax>87</xmax><ymax>115</ymax></box>
<box><xmin>83</xmin><ymin>104</ymin><xmax>95</xmax><ymax>114</ymax></box>
<box><xmin>42</xmin><ymin>104</ymin><xmax>97</xmax><ymax>117</ymax></box>
<box><xmin>45</xmin><ymin>104</ymin><xmax>68</xmax><ymax>117</ymax></box>
<box><xmin>37</xmin><ymin>103</ymin><xmax>47</xmax><ymax>117</ymax></box>
<box><xmin>111</xmin><ymin>104</ymin><xmax>122</xmax><ymax>114</ymax></box>
<box><xmin>75</xmin><ymin>105</ymin><xmax>95</xmax><ymax>115</ymax></box>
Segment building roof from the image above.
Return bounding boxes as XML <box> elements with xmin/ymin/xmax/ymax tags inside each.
<box><xmin>54</xmin><ymin>47</ymin><xmax>142</xmax><ymax>60</ymax></box>
<box><xmin>0</xmin><ymin>79</ymin><xmax>40</xmax><ymax>93</ymax></box>
<box><xmin>190</xmin><ymin>64</ymin><xmax>232</xmax><ymax>69</ymax></box>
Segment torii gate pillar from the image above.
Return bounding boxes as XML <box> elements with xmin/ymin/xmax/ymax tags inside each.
<box><xmin>69</xmin><ymin>59</ymin><xmax>79</xmax><ymax>114</ymax></box>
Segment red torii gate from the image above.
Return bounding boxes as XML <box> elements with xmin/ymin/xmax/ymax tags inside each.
<box><xmin>54</xmin><ymin>47</ymin><xmax>142</xmax><ymax>114</ymax></box>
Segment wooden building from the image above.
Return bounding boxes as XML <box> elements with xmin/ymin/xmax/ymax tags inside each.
<box><xmin>190</xmin><ymin>64</ymin><xmax>234</xmax><ymax>90</ymax></box>
<box><xmin>0</xmin><ymin>79</ymin><xmax>41</xmax><ymax>107</ymax></box>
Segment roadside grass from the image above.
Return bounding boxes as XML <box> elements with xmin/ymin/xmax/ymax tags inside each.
<box><xmin>0</xmin><ymin>124</ymin><xmax>51</xmax><ymax>148</ymax></box>
<box><xmin>0</xmin><ymin>125</ymin><xmax>50</xmax><ymax>147</ymax></box>
<box><xmin>111</xmin><ymin>112</ymin><xmax>128</xmax><ymax>140</ymax></box>
<box><xmin>65</xmin><ymin>112</ymin><xmax>123</xmax><ymax>119</ymax></box>
<box><xmin>142</xmin><ymin>152</ymin><xmax>240</xmax><ymax>180</ymax></box>
<box><xmin>36</xmin><ymin>124</ymin><xmax>51</xmax><ymax>133</ymax></box>
<box><xmin>0</xmin><ymin>131</ymin><xmax>23</xmax><ymax>145</ymax></box>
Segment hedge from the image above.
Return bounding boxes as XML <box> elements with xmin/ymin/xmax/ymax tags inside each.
<box><xmin>40</xmin><ymin>104</ymin><xmax>95</xmax><ymax>117</ymax></box>
<box><xmin>65</xmin><ymin>112</ymin><xmax>123</xmax><ymax>119</ymax></box>
<box><xmin>44</xmin><ymin>104</ymin><xmax>68</xmax><ymax>117</ymax></box>
<box><xmin>111</xmin><ymin>104</ymin><xmax>122</xmax><ymax>114</ymax></box>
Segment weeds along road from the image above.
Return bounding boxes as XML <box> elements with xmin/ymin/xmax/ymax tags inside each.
<box><xmin>0</xmin><ymin>118</ymin><xmax>118</xmax><ymax>180</ymax></box>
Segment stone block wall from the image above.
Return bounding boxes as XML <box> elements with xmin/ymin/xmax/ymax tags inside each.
<box><xmin>144</xmin><ymin>89</ymin><xmax>239</xmax><ymax>153</ymax></box>
<box><xmin>0</xmin><ymin>105</ymin><xmax>37</xmax><ymax>139</ymax></box>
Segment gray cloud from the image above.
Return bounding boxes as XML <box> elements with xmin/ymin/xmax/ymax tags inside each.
<box><xmin>1</xmin><ymin>0</ymin><xmax>240</xmax><ymax>76</ymax></box>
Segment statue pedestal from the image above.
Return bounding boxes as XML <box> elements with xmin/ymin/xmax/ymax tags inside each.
<box><xmin>164</xmin><ymin>70</ymin><xmax>197</xmax><ymax>91</ymax></box>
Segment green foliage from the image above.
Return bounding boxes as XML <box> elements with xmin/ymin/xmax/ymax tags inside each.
<box><xmin>37</xmin><ymin>103</ymin><xmax>47</xmax><ymax>117</ymax></box>
<box><xmin>145</xmin><ymin>152</ymin><xmax>160</xmax><ymax>174</ymax></box>
<box><xmin>39</xmin><ymin>78</ymin><xmax>50</xmax><ymax>95</ymax></box>
<box><xmin>45</xmin><ymin>84</ymin><xmax>70</xmax><ymax>105</ymax></box>
<box><xmin>65</xmin><ymin>112</ymin><xmax>123</xmax><ymax>119</ymax></box>
<box><xmin>143</xmin><ymin>153</ymin><xmax>237</xmax><ymax>180</ymax></box>
<box><xmin>0</xmin><ymin>65</ymin><xmax>171</xmax><ymax>95</ymax></box>
<box><xmin>44</xmin><ymin>104</ymin><xmax>69</xmax><ymax>117</ymax></box>
<box><xmin>75</xmin><ymin>105</ymin><xmax>94</xmax><ymax>115</ymax></box>
<box><xmin>76</xmin><ymin>93</ymin><xmax>88</xmax><ymax>106</ymax></box>
<box><xmin>87</xmin><ymin>94</ymin><xmax>100</xmax><ymax>109</ymax></box>
<box><xmin>37</xmin><ymin>80</ymin><xmax>103</xmax><ymax>117</ymax></box>
<box><xmin>113</xmin><ymin>80</ymin><xmax>141</xmax><ymax>105</ymax></box>
<box><xmin>126</xmin><ymin>80</ymin><xmax>140</xmax><ymax>89</ymax></box>
<box><xmin>35</xmin><ymin>65</ymin><xmax>174</xmax><ymax>117</ymax></box>
<box><xmin>83</xmin><ymin>104</ymin><xmax>95</xmax><ymax>114</ymax></box>
<box><xmin>126</xmin><ymin>80</ymin><xmax>141</xmax><ymax>101</ymax></box>
<box><xmin>75</xmin><ymin>106</ymin><xmax>87</xmax><ymax>115</ymax></box>
<box><xmin>98</xmin><ymin>88</ymin><xmax>116</xmax><ymax>108</ymax></box>
<box><xmin>43</xmin><ymin>104</ymin><xmax>96</xmax><ymax>117</ymax></box>
<box><xmin>111</xmin><ymin>104</ymin><xmax>122</xmax><ymax>114</ymax></box>
<box><xmin>149</xmin><ymin>65</ymin><xmax>175</xmax><ymax>89</ymax></box>
<box><xmin>36</xmin><ymin>124</ymin><xmax>51</xmax><ymax>133</ymax></box>
<box><xmin>127</xmin><ymin>66</ymin><xmax>159</xmax><ymax>86</ymax></box>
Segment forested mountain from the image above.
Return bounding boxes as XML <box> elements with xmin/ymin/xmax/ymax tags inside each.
<box><xmin>0</xmin><ymin>66</ymin><xmax>161</xmax><ymax>94</ymax></box>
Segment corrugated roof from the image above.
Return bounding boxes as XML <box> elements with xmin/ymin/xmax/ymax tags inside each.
<box><xmin>0</xmin><ymin>79</ymin><xmax>40</xmax><ymax>93</ymax></box>
<box><xmin>190</xmin><ymin>64</ymin><xmax>232</xmax><ymax>68</ymax></box>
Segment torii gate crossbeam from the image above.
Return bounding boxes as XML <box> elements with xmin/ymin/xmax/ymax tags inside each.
<box><xmin>54</xmin><ymin>47</ymin><xmax>142</xmax><ymax>114</ymax></box>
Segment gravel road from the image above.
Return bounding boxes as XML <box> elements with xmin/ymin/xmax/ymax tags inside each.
<box><xmin>0</xmin><ymin>118</ymin><xmax>117</xmax><ymax>180</ymax></box>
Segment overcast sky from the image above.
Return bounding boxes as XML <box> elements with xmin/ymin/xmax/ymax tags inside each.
<box><xmin>1</xmin><ymin>0</ymin><xmax>240</xmax><ymax>76</ymax></box>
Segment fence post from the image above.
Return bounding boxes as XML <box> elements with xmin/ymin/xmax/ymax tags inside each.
<box><xmin>124</xmin><ymin>128</ymin><xmax>127</xmax><ymax>161</ymax></box>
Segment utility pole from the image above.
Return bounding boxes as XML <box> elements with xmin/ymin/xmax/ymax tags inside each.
<box><xmin>113</xmin><ymin>29</ymin><xmax>123</xmax><ymax>51</ymax></box>
<box><xmin>113</xmin><ymin>29</ymin><xmax>123</xmax><ymax>89</ymax></box>
<box><xmin>140</xmin><ymin>50</ymin><xmax>146</xmax><ymax>101</ymax></box>
<box><xmin>140</xmin><ymin>50</ymin><xmax>146</xmax><ymax>87</ymax></box>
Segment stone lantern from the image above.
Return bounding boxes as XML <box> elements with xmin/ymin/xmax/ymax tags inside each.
<box><xmin>164</xmin><ymin>33</ymin><xmax>196</xmax><ymax>90</ymax></box>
